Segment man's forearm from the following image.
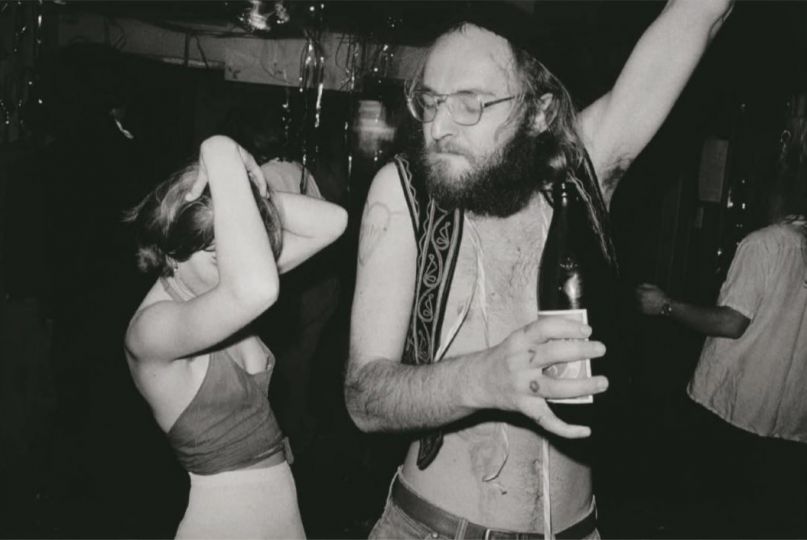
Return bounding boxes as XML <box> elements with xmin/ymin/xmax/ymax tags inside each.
<box><xmin>667</xmin><ymin>300</ymin><xmax>748</xmax><ymax>339</ymax></box>
<box><xmin>345</xmin><ymin>352</ymin><xmax>486</xmax><ymax>433</ymax></box>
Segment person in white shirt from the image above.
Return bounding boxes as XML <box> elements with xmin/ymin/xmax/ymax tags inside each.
<box><xmin>637</xmin><ymin>194</ymin><xmax>807</xmax><ymax>537</ymax></box>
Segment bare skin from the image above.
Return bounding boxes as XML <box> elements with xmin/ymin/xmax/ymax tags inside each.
<box><xmin>347</xmin><ymin>0</ymin><xmax>734</xmax><ymax>534</ymax></box>
<box><xmin>400</xmin><ymin>196</ymin><xmax>594</xmax><ymax>530</ymax></box>
<box><xmin>126</xmin><ymin>137</ymin><xmax>348</xmax><ymax>436</ymax></box>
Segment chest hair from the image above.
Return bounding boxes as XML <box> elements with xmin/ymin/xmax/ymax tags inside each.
<box><xmin>466</xmin><ymin>202</ymin><xmax>550</xmax><ymax>332</ymax></box>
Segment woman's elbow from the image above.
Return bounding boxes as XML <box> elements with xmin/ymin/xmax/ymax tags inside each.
<box><xmin>312</xmin><ymin>206</ymin><xmax>348</xmax><ymax>250</ymax></box>
<box><xmin>252</xmin><ymin>282</ymin><xmax>279</xmax><ymax>309</ymax></box>
<box><xmin>226</xmin><ymin>278</ymin><xmax>279</xmax><ymax>313</ymax></box>
<box><xmin>329</xmin><ymin>206</ymin><xmax>348</xmax><ymax>241</ymax></box>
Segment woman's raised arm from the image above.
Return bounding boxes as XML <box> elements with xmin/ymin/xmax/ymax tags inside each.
<box><xmin>273</xmin><ymin>192</ymin><xmax>348</xmax><ymax>274</ymax></box>
<box><xmin>126</xmin><ymin>136</ymin><xmax>279</xmax><ymax>362</ymax></box>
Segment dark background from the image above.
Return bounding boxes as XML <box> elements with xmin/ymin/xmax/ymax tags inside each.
<box><xmin>2</xmin><ymin>1</ymin><xmax>807</xmax><ymax>538</ymax></box>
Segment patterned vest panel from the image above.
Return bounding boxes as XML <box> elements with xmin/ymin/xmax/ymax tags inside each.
<box><xmin>394</xmin><ymin>154</ymin><xmax>464</xmax><ymax>469</ymax></box>
<box><xmin>392</xmin><ymin>152</ymin><xmax>617</xmax><ymax>470</ymax></box>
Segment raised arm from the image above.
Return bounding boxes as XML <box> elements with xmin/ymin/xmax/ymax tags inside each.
<box><xmin>272</xmin><ymin>192</ymin><xmax>347</xmax><ymax>273</ymax></box>
<box><xmin>126</xmin><ymin>136</ymin><xmax>279</xmax><ymax>362</ymax></box>
<box><xmin>345</xmin><ymin>164</ymin><xmax>608</xmax><ymax>438</ymax></box>
<box><xmin>579</xmin><ymin>0</ymin><xmax>733</xmax><ymax>204</ymax></box>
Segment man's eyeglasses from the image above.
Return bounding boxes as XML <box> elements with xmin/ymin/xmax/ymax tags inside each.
<box><xmin>406</xmin><ymin>90</ymin><xmax>517</xmax><ymax>126</ymax></box>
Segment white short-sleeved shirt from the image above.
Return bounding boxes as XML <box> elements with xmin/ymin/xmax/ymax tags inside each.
<box><xmin>688</xmin><ymin>221</ymin><xmax>807</xmax><ymax>442</ymax></box>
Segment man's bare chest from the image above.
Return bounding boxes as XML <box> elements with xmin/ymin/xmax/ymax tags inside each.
<box><xmin>442</xmin><ymin>213</ymin><xmax>549</xmax><ymax>353</ymax></box>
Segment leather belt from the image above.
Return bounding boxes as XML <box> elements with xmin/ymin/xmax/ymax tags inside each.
<box><xmin>391</xmin><ymin>475</ymin><xmax>597</xmax><ymax>539</ymax></box>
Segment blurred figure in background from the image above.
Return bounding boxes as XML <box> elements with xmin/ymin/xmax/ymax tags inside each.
<box><xmin>636</xmin><ymin>139</ymin><xmax>807</xmax><ymax>537</ymax></box>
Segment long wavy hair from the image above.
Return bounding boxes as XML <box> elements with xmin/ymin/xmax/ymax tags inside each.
<box><xmin>406</xmin><ymin>22</ymin><xmax>618</xmax><ymax>270</ymax></box>
<box><xmin>510</xmin><ymin>45</ymin><xmax>617</xmax><ymax>270</ymax></box>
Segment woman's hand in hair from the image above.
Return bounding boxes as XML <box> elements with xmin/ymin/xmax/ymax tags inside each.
<box><xmin>235</xmin><ymin>143</ymin><xmax>269</xmax><ymax>198</ymax></box>
<box><xmin>185</xmin><ymin>135</ymin><xmax>268</xmax><ymax>201</ymax></box>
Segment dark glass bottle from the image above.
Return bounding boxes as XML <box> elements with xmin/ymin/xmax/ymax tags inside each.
<box><xmin>538</xmin><ymin>179</ymin><xmax>594</xmax><ymax>425</ymax></box>
<box><xmin>539</xmin><ymin>180</ymin><xmax>586</xmax><ymax>310</ymax></box>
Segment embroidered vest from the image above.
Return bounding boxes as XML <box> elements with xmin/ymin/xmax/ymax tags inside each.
<box><xmin>394</xmin><ymin>155</ymin><xmax>464</xmax><ymax>469</ymax></box>
<box><xmin>394</xmin><ymin>152</ymin><xmax>618</xmax><ymax>470</ymax></box>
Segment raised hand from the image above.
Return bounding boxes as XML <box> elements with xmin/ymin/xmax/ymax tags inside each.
<box><xmin>235</xmin><ymin>143</ymin><xmax>269</xmax><ymax>198</ymax></box>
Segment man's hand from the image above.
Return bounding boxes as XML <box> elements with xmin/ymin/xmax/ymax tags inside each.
<box><xmin>478</xmin><ymin>316</ymin><xmax>608</xmax><ymax>438</ymax></box>
<box><xmin>635</xmin><ymin>283</ymin><xmax>671</xmax><ymax>316</ymax></box>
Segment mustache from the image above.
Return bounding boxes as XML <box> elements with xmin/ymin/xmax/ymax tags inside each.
<box><xmin>424</xmin><ymin>140</ymin><xmax>472</xmax><ymax>158</ymax></box>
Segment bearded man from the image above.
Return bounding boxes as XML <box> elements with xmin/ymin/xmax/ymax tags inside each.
<box><xmin>346</xmin><ymin>2</ymin><xmax>733</xmax><ymax>538</ymax></box>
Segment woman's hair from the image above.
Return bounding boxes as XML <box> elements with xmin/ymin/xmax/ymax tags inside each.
<box><xmin>123</xmin><ymin>160</ymin><xmax>283</xmax><ymax>276</ymax></box>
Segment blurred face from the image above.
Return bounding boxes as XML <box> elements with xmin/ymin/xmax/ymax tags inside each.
<box><xmin>175</xmin><ymin>247</ymin><xmax>218</xmax><ymax>296</ymax></box>
<box><xmin>414</xmin><ymin>25</ymin><xmax>543</xmax><ymax>217</ymax></box>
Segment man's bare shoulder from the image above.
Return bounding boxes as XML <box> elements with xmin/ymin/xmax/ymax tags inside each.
<box><xmin>367</xmin><ymin>161</ymin><xmax>404</xmax><ymax>199</ymax></box>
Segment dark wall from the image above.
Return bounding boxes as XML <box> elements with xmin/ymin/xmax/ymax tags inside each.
<box><xmin>1</xmin><ymin>40</ymin><xmax>387</xmax><ymax>538</ymax></box>
<box><xmin>3</xmin><ymin>2</ymin><xmax>807</xmax><ymax>538</ymax></box>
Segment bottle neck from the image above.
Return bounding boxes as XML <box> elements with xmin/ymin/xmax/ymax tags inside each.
<box><xmin>539</xmin><ymin>180</ymin><xmax>584</xmax><ymax>310</ymax></box>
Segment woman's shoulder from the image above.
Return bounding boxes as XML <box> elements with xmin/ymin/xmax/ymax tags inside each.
<box><xmin>131</xmin><ymin>279</ymin><xmax>175</xmax><ymax>321</ymax></box>
<box><xmin>125</xmin><ymin>279</ymin><xmax>177</xmax><ymax>362</ymax></box>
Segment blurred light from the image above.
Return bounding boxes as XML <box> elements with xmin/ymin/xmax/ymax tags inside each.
<box><xmin>239</xmin><ymin>0</ymin><xmax>289</xmax><ymax>34</ymax></box>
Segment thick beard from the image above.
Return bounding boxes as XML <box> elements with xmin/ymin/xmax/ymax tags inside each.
<box><xmin>413</xmin><ymin>119</ymin><xmax>547</xmax><ymax>217</ymax></box>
